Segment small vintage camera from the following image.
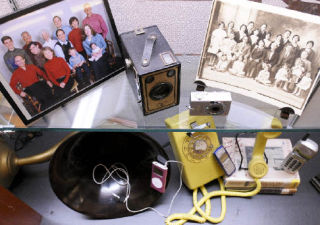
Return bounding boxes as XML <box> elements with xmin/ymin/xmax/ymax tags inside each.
<box><xmin>120</xmin><ymin>25</ymin><xmax>181</xmax><ymax>115</ymax></box>
<box><xmin>189</xmin><ymin>91</ymin><xmax>232</xmax><ymax>116</ymax></box>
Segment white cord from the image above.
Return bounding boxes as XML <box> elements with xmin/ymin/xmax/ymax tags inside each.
<box><xmin>92</xmin><ymin>160</ymin><xmax>184</xmax><ymax>218</ymax></box>
<box><xmin>92</xmin><ymin>163</ymin><xmax>129</xmax><ymax>186</ymax></box>
<box><xmin>164</xmin><ymin>160</ymin><xmax>183</xmax><ymax>217</ymax></box>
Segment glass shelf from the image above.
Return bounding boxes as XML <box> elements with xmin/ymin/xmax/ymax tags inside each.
<box><xmin>0</xmin><ymin>55</ymin><xmax>319</xmax><ymax>132</ymax></box>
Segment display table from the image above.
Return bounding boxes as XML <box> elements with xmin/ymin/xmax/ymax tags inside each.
<box><xmin>9</xmin><ymin>131</ymin><xmax>320</xmax><ymax>225</ymax></box>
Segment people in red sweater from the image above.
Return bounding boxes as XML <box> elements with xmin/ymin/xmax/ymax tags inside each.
<box><xmin>42</xmin><ymin>47</ymin><xmax>74</xmax><ymax>99</ymax></box>
<box><xmin>10</xmin><ymin>55</ymin><xmax>54</xmax><ymax>112</ymax></box>
<box><xmin>68</xmin><ymin>17</ymin><xmax>87</xmax><ymax>58</ymax></box>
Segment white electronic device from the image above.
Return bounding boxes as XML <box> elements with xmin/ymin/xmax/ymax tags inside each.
<box><xmin>190</xmin><ymin>91</ymin><xmax>232</xmax><ymax>116</ymax></box>
<box><xmin>282</xmin><ymin>135</ymin><xmax>318</xmax><ymax>174</ymax></box>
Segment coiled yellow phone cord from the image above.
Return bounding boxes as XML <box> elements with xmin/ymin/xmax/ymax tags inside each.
<box><xmin>166</xmin><ymin>177</ymin><xmax>261</xmax><ymax>225</ymax></box>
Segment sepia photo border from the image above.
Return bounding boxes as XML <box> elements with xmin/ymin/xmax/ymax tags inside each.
<box><xmin>0</xmin><ymin>0</ymin><xmax>125</xmax><ymax>125</ymax></box>
<box><xmin>197</xmin><ymin>0</ymin><xmax>320</xmax><ymax>116</ymax></box>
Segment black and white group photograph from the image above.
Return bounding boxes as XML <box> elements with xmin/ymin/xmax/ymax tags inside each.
<box><xmin>198</xmin><ymin>0</ymin><xmax>320</xmax><ymax>115</ymax></box>
<box><xmin>0</xmin><ymin>0</ymin><xmax>123</xmax><ymax>121</ymax></box>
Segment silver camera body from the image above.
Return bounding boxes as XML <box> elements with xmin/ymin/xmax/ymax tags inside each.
<box><xmin>190</xmin><ymin>91</ymin><xmax>232</xmax><ymax>116</ymax></box>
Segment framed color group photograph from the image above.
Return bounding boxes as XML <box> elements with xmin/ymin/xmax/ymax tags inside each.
<box><xmin>197</xmin><ymin>0</ymin><xmax>320</xmax><ymax>115</ymax></box>
<box><xmin>0</xmin><ymin>0</ymin><xmax>125</xmax><ymax>125</ymax></box>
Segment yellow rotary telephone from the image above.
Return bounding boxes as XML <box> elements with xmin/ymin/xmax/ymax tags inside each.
<box><xmin>165</xmin><ymin>110</ymin><xmax>282</xmax><ymax>224</ymax></box>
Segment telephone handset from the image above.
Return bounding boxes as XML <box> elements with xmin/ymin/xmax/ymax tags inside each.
<box><xmin>249</xmin><ymin>118</ymin><xmax>282</xmax><ymax>179</ymax></box>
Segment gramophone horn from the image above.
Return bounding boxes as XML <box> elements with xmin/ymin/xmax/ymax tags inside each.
<box><xmin>0</xmin><ymin>133</ymin><xmax>76</xmax><ymax>188</ymax></box>
<box><xmin>49</xmin><ymin>132</ymin><xmax>170</xmax><ymax>219</ymax></box>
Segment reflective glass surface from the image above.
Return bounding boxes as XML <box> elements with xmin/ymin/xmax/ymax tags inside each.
<box><xmin>0</xmin><ymin>56</ymin><xmax>319</xmax><ymax>131</ymax></box>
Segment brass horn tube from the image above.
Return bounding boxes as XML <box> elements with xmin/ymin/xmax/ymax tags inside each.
<box><xmin>15</xmin><ymin>132</ymin><xmax>76</xmax><ymax>166</ymax></box>
<box><xmin>0</xmin><ymin>132</ymin><xmax>76</xmax><ymax>188</ymax></box>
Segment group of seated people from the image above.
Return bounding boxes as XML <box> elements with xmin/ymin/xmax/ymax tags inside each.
<box><xmin>207</xmin><ymin>20</ymin><xmax>315</xmax><ymax>98</ymax></box>
<box><xmin>1</xmin><ymin>3</ymin><xmax>112</xmax><ymax>114</ymax></box>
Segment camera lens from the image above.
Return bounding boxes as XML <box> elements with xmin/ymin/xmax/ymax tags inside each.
<box><xmin>205</xmin><ymin>102</ymin><xmax>224</xmax><ymax>115</ymax></box>
<box><xmin>145</xmin><ymin>76</ymin><xmax>154</xmax><ymax>84</ymax></box>
<box><xmin>149</xmin><ymin>82</ymin><xmax>173</xmax><ymax>100</ymax></box>
<box><xmin>167</xmin><ymin>69</ymin><xmax>176</xmax><ymax>77</ymax></box>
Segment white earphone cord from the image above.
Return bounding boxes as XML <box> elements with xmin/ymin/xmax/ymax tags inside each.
<box><xmin>92</xmin><ymin>160</ymin><xmax>183</xmax><ymax>218</ymax></box>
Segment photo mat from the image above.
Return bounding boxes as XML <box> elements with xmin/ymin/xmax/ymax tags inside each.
<box><xmin>249</xmin><ymin>0</ymin><xmax>320</xmax><ymax>16</ymax></box>
<box><xmin>0</xmin><ymin>0</ymin><xmax>124</xmax><ymax>125</ymax></box>
<box><xmin>197</xmin><ymin>0</ymin><xmax>320</xmax><ymax>115</ymax></box>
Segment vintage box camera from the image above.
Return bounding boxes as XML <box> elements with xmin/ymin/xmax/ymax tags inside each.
<box><xmin>190</xmin><ymin>91</ymin><xmax>232</xmax><ymax>116</ymax></box>
<box><xmin>120</xmin><ymin>25</ymin><xmax>181</xmax><ymax>115</ymax></box>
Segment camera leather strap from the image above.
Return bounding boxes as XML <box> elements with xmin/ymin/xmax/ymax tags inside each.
<box><xmin>141</xmin><ymin>34</ymin><xmax>157</xmax><ymax>67</ymax></box>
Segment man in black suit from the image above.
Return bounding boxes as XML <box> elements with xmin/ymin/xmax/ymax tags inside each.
<box><xmin>235</xmin><ymin>24</ymin><xmax>248</xmax><ymax>43</ymax></box>
<box><xmin>264</xmin><ymin>42</ymin><xmax>280</xmax><ymax>84</ymax></box>
<box><xmin>257</xmin><ymin>24</ymin><xmax>268</xmax><ymax>41</ymax></box>
<box><xmin>276</xmin><ymin>30</ymin><xmax>291</xmax><ymax>54</ymax></box>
